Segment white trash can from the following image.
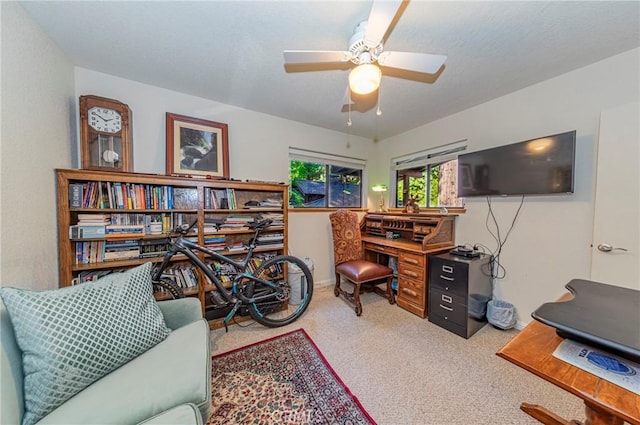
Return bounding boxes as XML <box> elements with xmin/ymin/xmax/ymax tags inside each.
<box><xmin>288</xmin><ymin>257</ymin><xmax>313</xmax><ymax>305</ymax></box>
<box><xmin>487</xmin><ymin>299</ymin><xmax>517</xmax><ymax>329</ymax></box>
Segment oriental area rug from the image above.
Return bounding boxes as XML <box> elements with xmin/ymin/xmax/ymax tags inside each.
<box><xmin>207</xmin><ymin>328</ymin><xmax>376</xmax><ymax>425</ymax></box>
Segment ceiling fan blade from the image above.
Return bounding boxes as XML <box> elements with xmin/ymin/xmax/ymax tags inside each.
<box><xmin>377</xmin><ymin>51</ymin><xmax>447</xmax><ymax>74</ymax></box>
<box><xmin>364</xmin><ymin>0</ymin><xmax>403</xmax><ymax>48</ymax></box>
<box><xmin>283</xmin><ymin>50</ymin><xmax>351</xmax><ymax>64</ymax></box>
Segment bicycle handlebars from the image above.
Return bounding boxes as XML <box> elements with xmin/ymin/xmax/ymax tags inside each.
<box><xmin>174</xmin><ymin>218</ymin><xmax>273</xmax><ymax>234</ymax></box>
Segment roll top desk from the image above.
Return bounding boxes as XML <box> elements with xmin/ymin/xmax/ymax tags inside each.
<box><xmin>360</xmin><ymin>213</ymin><xmax>456</xmax><ymax>318</ymax></box>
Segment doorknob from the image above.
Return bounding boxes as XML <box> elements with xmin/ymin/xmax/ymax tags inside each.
<box><xmin>597</xmin><ymin>243</ymin><xmax>628</xmax><ymax>252</ymax></box>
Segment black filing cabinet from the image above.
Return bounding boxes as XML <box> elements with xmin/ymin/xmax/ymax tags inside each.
<box><xmin>428</xmin><ymin>253</ymin><xmax>492</xmax><ymax>338</ymax></box>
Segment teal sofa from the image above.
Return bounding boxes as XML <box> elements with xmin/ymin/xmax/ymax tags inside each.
<box><xmin>1</xmin><ymin>297</ymin><xmax>211</xmax><ymax>424</ymax></box>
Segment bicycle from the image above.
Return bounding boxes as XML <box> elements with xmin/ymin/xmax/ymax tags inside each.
<box><xmin>151</xmin><ymin>218</ymin><xmax>313</xmax><ymax>331</ymax></box>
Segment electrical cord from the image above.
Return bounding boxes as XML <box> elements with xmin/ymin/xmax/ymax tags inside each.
<box><xmin>483</xmin><ymin>195</ymin><xmax>525</xmax><ymax>281</ymax></box>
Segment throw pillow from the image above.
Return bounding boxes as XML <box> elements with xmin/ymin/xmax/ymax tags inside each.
<box><xmin>0</xmin><ymin>262</ymin><xmax>170</xmax><ymax>425</ymax></box>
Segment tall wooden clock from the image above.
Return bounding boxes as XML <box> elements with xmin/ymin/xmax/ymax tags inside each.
<box><xmin>79</xmin><ymin>95</ymin><xmax>133</xmax><ymax>172</ymax></box>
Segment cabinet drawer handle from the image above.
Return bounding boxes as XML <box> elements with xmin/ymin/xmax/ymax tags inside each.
<box><xmin>439</xmin><ymin>275</ymin><xmax>454</xmax><ymax>281</ymax></box>
<box><xmin>442</xmin><ymin>265</ymin><xmax>453</xmax><ymax>273</ymax></box>
<box><xmin>441</xmin><ymin>294</ymin><xmax>452</xmax><ymax>303</ymax></box>
<box><xmin>404</xmin><ymin>258</ymin><xmax>419</xmax><ymax>265</ymax></box>
<box><xmin>402</xmin><ymin>288</ymin><xmax>417</xmax><ymax>297</ymax></box>
<box><xmin>439</xmin><ymin>304</ymin><xmax>454</xmax><ymax>311</ymax></box>
<box><xmin>403</xmin><ymin>270</ymin><xmax>418</xmax><ymax>278</ymax></box>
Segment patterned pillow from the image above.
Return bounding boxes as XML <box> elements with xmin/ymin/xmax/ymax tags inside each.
<box><xmin>0</xmin><ymin>262</ymin><xmax>170</xmax><ymax>425</ymax></box>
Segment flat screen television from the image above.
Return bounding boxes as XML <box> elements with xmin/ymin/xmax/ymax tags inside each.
<box><xmin>457</xmin><ymin>131</ymin><xmax>576</xmax><ymax>197</ymax></box>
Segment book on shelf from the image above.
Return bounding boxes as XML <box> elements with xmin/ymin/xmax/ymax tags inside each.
<box><xmin>104</xmin><ymin>239</ymin><xmax>139</xmax><ymax>249</ymax></box>
<box><xmin>69</xmin><ymin>183</ymin><xmax>84</xmax><ymax>208</ymax></box>
<box><xmin>153</xmin><ymin>265</ymin><xmax>198</xmax><ymax>290</ymax></box>
<box><xmin>69</xmin><ymin>181</ymin><xmax>176</xmax><ymax>210</ymax></box>
<box><xmin>204</xmin><ymin>188</ymin><xmax>226</xmax><ymax>209</ymax></box>
<box><xmin>226</xmin><ymin>242</ymin><xmax>246</xmax><ymax>252</ymax></box>
<box><xmin>77</xmin><ymin>213</ymin><xmax>110</xmax><ymax>222</ymax></box>
<box><xmin>105</xmin><ymin>224</ymin><xmax>145</xmax><ymax>238</ymax></box>
<box><xmin>104</xmin><ymin>248</ymin><xmax>140</xmax><ymax>261</ymax></box>
<box><xmin>72</xmin><ymin>268</ymin><xmax>127</xmax><ymax>285</ymax></box>
<box><xmin>75</xmin><ymin>241</ymin><xmax>105</xmax><ymax>264</ymax></box>
<box><xmin>225</xmin><ymin>188</ymin><xmax>237</xmax><ymax>209</ymax></box>
<box><xmin>204</xmin><ymin>235</ymin><xmax>226</xmax><ymax>251</ymax></box>
<box><xmin>260</xmin><ymin>198</ymin><xmax>283</xmax><ymax>208</ymax></box>
<box><xmin>69</xmin><ymin>225</ymin><xmax>106</xmax><ymax>239</ymax></box>
<box><xmin>139</xmin><ymin>239</ymin><xmax>170</xmax><ymax>257</ymax></box>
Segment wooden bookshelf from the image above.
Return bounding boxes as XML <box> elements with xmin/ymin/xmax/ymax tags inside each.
<box><xmin>56</xmin><ymin>169</ymin><xmax>288</xmax><ymax>328</ymax></box>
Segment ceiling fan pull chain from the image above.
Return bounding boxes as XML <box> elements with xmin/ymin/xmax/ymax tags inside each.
<box><xmin>376</xmin><ymin>83</ymin><xmax>382</xmax><ymax>116</ymax></box>
<box><xmin>347</xmin><ymin>88</ymin><xmax>353</xmax><ymax>127</ymax></box>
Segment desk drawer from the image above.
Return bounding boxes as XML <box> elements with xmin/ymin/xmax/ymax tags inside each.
<box><xmin>364</xmin><ymin>242</ymin><xmax>398</xmax><ymax>257</ymax></box>
<box><xmin>398</xmin><ymin>263</ymin><xmax>425</xmax><ymax>281</ymax></box>
<box><xmin>430</xmin><ymin>287</ymin><xmax>466</xmax><ymax>307</ymax></box>
<box><xmin>429</xmin><ymin>257</ymin><xmax>469</xmax><ymax>285</ymax></box>
<box><xmin>429</xmin><ymin>298</ymin><xmax>467</xmax><ymax>327</ymax></box>
<box><xmin>397</xmin><ymin>276</ymin><xmax>424</xmax><ymax>306</ymax></box>
<box><xmin>399</xmin><ymin>251</ymin><xmax>425</xmax><ymax>268</ymax></box>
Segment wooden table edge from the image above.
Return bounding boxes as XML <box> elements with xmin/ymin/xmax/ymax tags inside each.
<box><xmin>496</xmin><ymin>306</ymin><xmax>640</xmax><ymax>425</ymax></box>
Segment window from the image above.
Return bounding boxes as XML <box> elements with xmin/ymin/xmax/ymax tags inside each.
<box><xmin>393</xmin><ymin>140</ymin><xmax>467</xmax><ymax>208</ymax></box>
<box><xmin>289</xmin><ymin>148</ymin><xmax>364</xmax><ymax>208</ymax></box>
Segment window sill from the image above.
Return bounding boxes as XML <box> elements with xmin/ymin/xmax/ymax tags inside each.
<box><xmin>288</xmin><ymin>208</ymin><xmax>368</xmax><ymax>213</ymax></box>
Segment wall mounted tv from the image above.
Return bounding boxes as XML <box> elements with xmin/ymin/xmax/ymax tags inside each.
<box><xmin>457</xmin><ymin>130</ymin><xmax>576</xmax><ymax>197</ymax></box>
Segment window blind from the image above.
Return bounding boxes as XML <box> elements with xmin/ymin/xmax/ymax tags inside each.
<box><xmin>392</xmin><ymin>139</ymin><xmax>468</xmax><ymax>170</ymax></box>
<box><xmin>289</xmin><ymin>147</ymin><xmax>366</xmax><ymax>170</ymax></box>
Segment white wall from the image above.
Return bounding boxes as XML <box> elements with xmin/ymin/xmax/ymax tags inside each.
<box><xmin>376</xmin><ymin>48</ymin><xmax>640</xmax><ymax>326</ymax></box>
<box><xmin>0</xmin><ymin>3</ymin><xmax>75</xmax><ymax>289</ymax></box>
<box><xmin>74</xmin><ymin>69</ymin><xmax>373</xmax><ymax>287</ymax></box>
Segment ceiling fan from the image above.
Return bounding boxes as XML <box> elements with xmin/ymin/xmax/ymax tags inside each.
<box><xmin>283</xmin><ymin>0</ymin><xmax>447</xmax><ymax>97</ymax></box>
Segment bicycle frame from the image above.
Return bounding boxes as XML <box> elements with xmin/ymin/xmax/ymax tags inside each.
<box><xmin>151</xmin><ymin>227</ymin><xmax>282</xmax><ymax>305</ymax></box>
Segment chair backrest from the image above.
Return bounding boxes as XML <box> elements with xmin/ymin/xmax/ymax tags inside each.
<box><xmin>329</xmin><ymin>209</ymin><xmax>363</xmax><ymax>266</ymax></box>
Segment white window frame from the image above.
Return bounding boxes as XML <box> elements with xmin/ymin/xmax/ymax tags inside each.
<box><xmin>289</xmin><ymin>147</ymin><xmax>367</xmax><ymax>208</ymax></box>
<box><xmin>391</xmin><ymin>139</ymin><xmax>467</xmax><ymax>207</ymax></box>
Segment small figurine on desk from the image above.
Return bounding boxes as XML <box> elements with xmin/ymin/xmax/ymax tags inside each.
<box><xmin>403</xmin><ymin>196</ymin><xmax>420</xmax><ymax>214</ymax></box>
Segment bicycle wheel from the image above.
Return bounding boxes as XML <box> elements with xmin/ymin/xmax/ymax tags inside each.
<box><xmin>151</xmin><ymin>276</ymin><xmax>184</xmax><ymax>299</ymax></box>
<box><xmin>247</xmin><ymin>255</ymin><xmax>313</xmax><ymax>327</ymax></box>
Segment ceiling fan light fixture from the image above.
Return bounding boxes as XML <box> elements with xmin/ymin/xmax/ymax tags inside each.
<box><xmin>348</xmin><ymin>63</ymin><xmax>381</xmax><ymax>95</ymax></box>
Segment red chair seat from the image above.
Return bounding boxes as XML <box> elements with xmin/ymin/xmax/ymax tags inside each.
<box><xmin>336</xmin><ymin>260</ymin><xmax>393</xmax><ymax>283</ymax></box>
<box><xmin>329</xmin><ymin>209</ymin><xmax>395</xmax><ymax>316</ymax></box>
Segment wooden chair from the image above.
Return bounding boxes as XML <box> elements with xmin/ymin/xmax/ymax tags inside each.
<box><xmin>329</xmin><ymin>209</ymin><xmax>395</xmax><ymax>316</ymax></box>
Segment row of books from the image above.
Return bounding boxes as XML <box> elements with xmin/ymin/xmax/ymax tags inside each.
<box><xmin>71</xmin><ymin>250</ymin><xmax>281</xmax><ymax>292</ymax></box>
<box><xmin>256</xmin><ymin>233</ymin><xmax>284</xmax><ymax>246</ymax></box>
<box><xmin>204</xmin><ymin>188</ymin><xmax>235</xmax><ymax>209</ymax></box>
<box><xmin>70</xmin><ymin>181</ymin><xmax>170</xmax><ymax>209</ymax></box>
<box><xmin>71</xmin><ymin>268</ymin><xmax>127</xmax><ymax>285</ymax></box>
<box><xmin>74</xmin><ymin>239</ymin><xmax>170</xmax><ymax>264</ymax></box>
<box><xmin>70</xmin><ymin>181</ymin><xmax>285</xmax><ymax>212</ymax></box>
<box><xmin>203</xmin><ymin>189</ymin><xmax>284</xmax><ymax>210</ymax></box>
<box><xmin>205</xmin><ymin>252</ymin><xmax>279</xmax><ymax>282</ymax></box>
<box><xmin>69</xmin><ymin>181</ymin><xmax>200</xmax><ymax>210</ymax></box>
<box><xmin>154</xmin><ymin>265</ymin><xmax>199</xmax><ymax>290</ymax></box>
<box><xmin>70</xmin><ymin>213</ymin><xmax>196</xmax><ymax>239</ymax></box>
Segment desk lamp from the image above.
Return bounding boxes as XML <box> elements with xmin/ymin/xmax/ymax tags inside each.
<box><xmin>372</xmin><ymin>184</ymin><xmax>388</xmax><ymax>212</ymax></box>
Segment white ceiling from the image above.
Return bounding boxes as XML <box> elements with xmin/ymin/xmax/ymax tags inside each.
<box><xmin>19</xmin><ymin>1</ymin><xmax>640</xmax><ymax>140</ymax></box>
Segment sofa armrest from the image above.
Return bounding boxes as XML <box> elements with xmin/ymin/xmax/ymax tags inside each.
<box><xmin>157</xmin><ymin>297</ymin><xmax>203</xmax><ymax>330</ymax></box>
<box><xmin>137</xmin><ymin>403</ymin><xmax>203</xmax><ymax>425</ymax></box>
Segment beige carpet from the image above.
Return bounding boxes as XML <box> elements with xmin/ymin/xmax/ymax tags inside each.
<box><xmin>210</xmin><ymin>285</ymin><xmax>586</xmax><ymax>424</ymax></box>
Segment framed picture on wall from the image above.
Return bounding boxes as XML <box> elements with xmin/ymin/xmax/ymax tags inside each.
<box><xmin>165</xmin><ymin>112</ymin><xmax>229</xmax><ymax>178</ymax></box>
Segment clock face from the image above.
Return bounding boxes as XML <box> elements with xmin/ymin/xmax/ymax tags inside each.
<box><xmin>88</xmin><ymin>106</ymin><xmax>122</xmax><ymax>133</ymax></box>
